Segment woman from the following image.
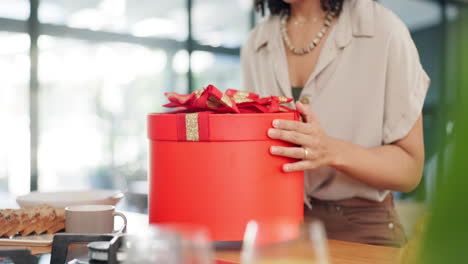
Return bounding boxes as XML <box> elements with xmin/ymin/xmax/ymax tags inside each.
<box><xmin>241</xmin><ymin>0</ymin><xmax>430</xmax><ymax>247</ymax></box>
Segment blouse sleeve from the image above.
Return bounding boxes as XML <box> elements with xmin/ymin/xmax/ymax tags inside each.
<box><xmin>382</xmin><ymin>21</ymin><xmax>430</xmax><ymax>144</ymax></box>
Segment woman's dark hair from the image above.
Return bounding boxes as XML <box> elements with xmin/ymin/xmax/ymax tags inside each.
<box><xmin>254</xmin><ymin>0</ymin><xmax>344</xmax><ymax>16</ymax></box>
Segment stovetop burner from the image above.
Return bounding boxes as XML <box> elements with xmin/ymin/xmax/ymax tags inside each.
<box><xmin>86</xmin><ymin>241</ymin><xmax>126</xmax><ymax>263</ymax></box>
<box><xmin>52</xmin><ymin>233</ymin><xmax>126</xmax><ymax>264</ymax></box>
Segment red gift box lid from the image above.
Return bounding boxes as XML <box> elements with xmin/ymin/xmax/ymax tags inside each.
<box><xmin>148</xmin><ymin>112</ymin><xmax>297</xmax><ymax>142</ymax></box>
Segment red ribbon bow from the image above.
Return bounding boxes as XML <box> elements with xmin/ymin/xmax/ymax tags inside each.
<box><xmin>164</xmin><ymin>85</ymin><xmax>296</xmax><ymax>114</ymax></box>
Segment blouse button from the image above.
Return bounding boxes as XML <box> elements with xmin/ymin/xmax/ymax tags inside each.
<box><xmin>388</xmin><ymin>222</ymin><xmax>394</xmax><ymax>230</ymax></box>
<box><xmin>300</xmin><ymin>97</ymin><xmax>310</xmax><ymax>105</ymax></box>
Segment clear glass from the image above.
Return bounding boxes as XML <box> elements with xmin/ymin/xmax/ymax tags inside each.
<box><xmin>124</xmin><ymin>224</ymin><xmax>213</xmax><ymax>264</ymax></box>
<box><xmin>0</xmin><ymin>0</ymin><xmax>29</xmax><ymax>20</ymax></box>
<box><xmin>0</xmin><ymin>32</ymin><xmax>30</xmax><ymax>197</ymax></box>
<box><xmin>193</xmin><ymin>0</ymin><xmax>251</xmax><ymax>48</ymax></box>
<box><xmin>37</xmin><ymin>35</ymin><xmax>186</xmax><ymax>192</ymax></box>
<box><xmin>158</xmin><ymin>224</ymin><xmax>213</xmax><ymax>264</ymax></box>
<box><xmin>192</xmin><ymin>51</ymin><xmax>241</xmax><ymax>91</ymax></box>
<box><xmin>39</xmin><ymin>0</ymin><xmax>187</xmax><ymax>40</ymax></box>
<box><xmin>242</xmin><ymin>218</ymin><xmax>329</xmax><ymax>264</ymax></box>
<box><xmin>124</xmin><ymin>226</ymin><xmax>181</xmax><ymax>264</ymax></box>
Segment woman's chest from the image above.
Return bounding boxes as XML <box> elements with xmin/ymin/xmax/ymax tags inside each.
<box><xmin>286</xmin><ymin>51</ymin><xmax>320</xmax><ymax>87</ymax></box>
<box><xmin>254</xmin><ymin>39</ymin><xmax>387</xmax><ymax>99</ymax></box>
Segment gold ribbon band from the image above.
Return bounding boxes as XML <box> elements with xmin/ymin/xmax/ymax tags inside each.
<box><xmin>185</xmin><ymin>113</ymin><xmax>199</xmax><ymax>141</ymax></box>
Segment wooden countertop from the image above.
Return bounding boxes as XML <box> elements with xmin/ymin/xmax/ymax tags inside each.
<box><xmin>215</xmin><ymin>239</ymin><xmax>400</xmax><ymax>264</ymax></box>
<box><xmin>0</xmin><ymin>212</ymin><xmax>401</xmax><ymax>264</ymax></box>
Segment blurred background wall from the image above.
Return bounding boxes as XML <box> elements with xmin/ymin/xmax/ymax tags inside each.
<box><xmin>0</xmin><ymin>0</ymin><xmax>466</xmax><ymax>213</ymax></box>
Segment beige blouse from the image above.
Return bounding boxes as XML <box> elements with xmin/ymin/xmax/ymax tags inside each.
<box><xmin>241</xmin><ymin>0</ymin><xmax>430</xmax><ymax>202</ymax></box>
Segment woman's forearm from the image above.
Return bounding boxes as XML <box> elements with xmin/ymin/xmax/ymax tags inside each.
<box><xmin>328</xmin><ymin>136</ymin><xmax>424</xmax><ymax>192</ymax></box>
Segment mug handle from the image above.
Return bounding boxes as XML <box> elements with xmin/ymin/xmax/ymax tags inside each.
<box><xmin>113</xmin><ymin>211</ymin><xmax>127</xmax><ymax>233</ymax></box>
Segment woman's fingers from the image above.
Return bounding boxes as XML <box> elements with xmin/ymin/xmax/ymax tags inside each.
<box><xmin>271</xmin><ymin>102</ymin><xmax>319</xmax><ymax>134</ymax></box>
<box><xmin>296</xmin><ymin>101</ymin><xmax>318</xmax><ymax>123</ymax></box>
<box><xmin>269</xmin><ymin>103</ymin><xmax>328</xmax><ymax>172</ymax></box>
<box><xmin>268</xmin><ymin>128</ymin><xmax>309</xmax><ymax>146</ymax></box>
<box><xmin>270</xmin><ymin>146</ymin><xmax>313</xmax><ymax>159</ymax></box>
<box><xmin>272</xmin><ymin>119</ymin><xmax>313</xmax><ymax>134</ymax></box>
<box><xmin>270</xmin><ymin>146</ymin><xmax>323</xmax><ymax>172</ymax></box>
<box><xmin>283</xmin><ymin>160</ymin><xmax>320</xmax><ymax>172</ymax></box>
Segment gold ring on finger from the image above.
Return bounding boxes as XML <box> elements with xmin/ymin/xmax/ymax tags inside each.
<box><xmin>303</xmin><ymin>147</ymin><xmax>309</xmax><ymax>160</ymax></box>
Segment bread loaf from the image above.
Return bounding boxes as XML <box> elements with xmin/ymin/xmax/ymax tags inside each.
<box><xmin>0</xmin><ymin>205</ymin><xmax>65</xmax><ymax>237</ymax></box>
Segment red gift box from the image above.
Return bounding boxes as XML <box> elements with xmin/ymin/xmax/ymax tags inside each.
<box><xmin>147</xmin><ymin>86</ymin><xmax>304</xmax><ymax>242</ymax></box>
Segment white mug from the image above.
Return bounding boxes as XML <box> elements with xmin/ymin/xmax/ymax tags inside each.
<box><xmin>65</xmin><ymin>205</ymin><xmax>127</xmax><ymax>234</ymax></box>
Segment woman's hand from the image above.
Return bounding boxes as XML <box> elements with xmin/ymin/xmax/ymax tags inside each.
<box><xmin>268</xmin><ymin>102</ymin><xmax>338</xmax><ymax>172</ymax></box>
<box><xmin>268</xmin><ymin>102</ymin><xmax>425</xmax><ymax>192</ymax></box>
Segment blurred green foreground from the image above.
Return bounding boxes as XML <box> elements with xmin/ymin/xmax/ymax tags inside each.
<box><xmin>418</xmin><ymin>5</ymin><xmax>468</xmax><ymax>264</ymax></box>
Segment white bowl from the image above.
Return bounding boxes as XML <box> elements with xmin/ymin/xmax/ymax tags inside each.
<box><xmin>16</xmin><ymin>190</ymin><xmax>125</xmax><ymax>208</ymax></box>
